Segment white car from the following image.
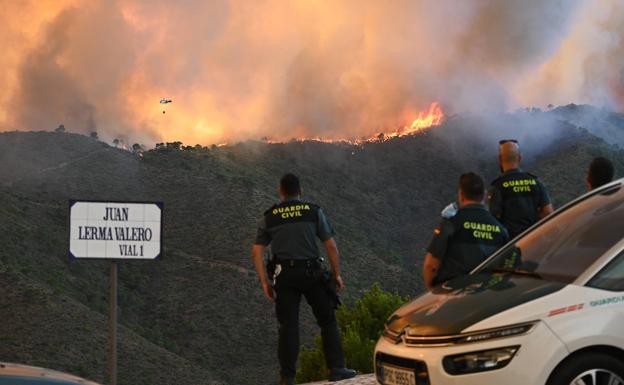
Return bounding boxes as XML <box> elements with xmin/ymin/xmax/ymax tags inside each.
<box><xmin>375</xmin><ymin>179</ymin><xmax>624</xmax><ymax>385</ymax></box>
<box><xmin>0</xmin><ymin>362</ymin><xmax>101</xmax><ymax>385</ymax></box>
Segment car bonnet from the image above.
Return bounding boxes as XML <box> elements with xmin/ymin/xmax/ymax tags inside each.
<box><xmin>386</xmin><ymin>273</ymin><xmax>566</xmax><ymax>337</ymax></box>
<box><xmin>0</xmin><ymin>363</ymin><xmax>101</xmax><ymax>385</ymax></box>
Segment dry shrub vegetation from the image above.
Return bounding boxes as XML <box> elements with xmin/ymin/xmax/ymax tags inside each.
<box><xmin>0</xmin><ymin>106</ymin><xmax>623</xmax><ymax>384</ymax></box>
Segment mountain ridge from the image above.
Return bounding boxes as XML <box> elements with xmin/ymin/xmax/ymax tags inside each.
<box><xmin>1</xmin><ymin>106</ymin><xmax>624</xmax><ymax>384</ymax></box>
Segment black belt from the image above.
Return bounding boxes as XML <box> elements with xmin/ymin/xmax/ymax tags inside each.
<box><xmin>275</xmin><ymin>258</ymin><xmax>318</xmax><ymax>268</ymax></box>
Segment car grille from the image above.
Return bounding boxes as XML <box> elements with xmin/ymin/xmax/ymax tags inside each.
<box><xmin>375</xmin><ymin>352</ymin><xmax>430</xmax><ymax>385</ymax></box>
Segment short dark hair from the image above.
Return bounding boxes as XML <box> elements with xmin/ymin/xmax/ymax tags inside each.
<box><xmin>588</xmin><ymin>157</ymin><xmax>614</xmax><ymax>189</ymax></box>
<box><xmin>459</xmin><ymin>172</ymin><xmax>485</xmax><ymax>201</ymax></box>
<box><xmin>280</xmin><ymin>173</ymin><xmax>301</xmax><ymax>196</ymax></box>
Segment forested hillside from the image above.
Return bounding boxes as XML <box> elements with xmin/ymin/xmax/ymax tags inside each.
<box><xmin>1</xmin><ymin>106</ymin><xmax>623</xmax><ymax>384</ymax></box>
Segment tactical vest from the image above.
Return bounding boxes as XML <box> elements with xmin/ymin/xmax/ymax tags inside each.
<box><xmin>492</xmin><ymin>170</ymin><xmax>543</xmax><ymax>236</ymax></box>
<box><xmin>436</xmin><ymin>205</ymin><xmax>508</xmax><ymax>284</ymax></box>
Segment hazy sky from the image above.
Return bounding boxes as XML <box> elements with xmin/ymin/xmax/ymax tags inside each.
<box><xmin>1</xmin><ymin>0</ymin><xmax>622</xmax><ymax>145</ymax></box>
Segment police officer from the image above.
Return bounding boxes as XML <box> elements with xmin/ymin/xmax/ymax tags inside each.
<box><xmin>423</xmin><ymin>172</ymin><xmax>509</xmax><ymax>289</ymax></box>
<box><xmin>587</xmin><ymin>157</ymin><xmax>615</xmax><ymax>190</ymax></box>
<box><xmin>251</xmin><ymin>173</ymin><xmax>356</xmax><ymax>385</ymax></box>
<box><xmin>489</xmin><ymin>140</ymin><xmax>554</xmax><ymax>238</ymax></box>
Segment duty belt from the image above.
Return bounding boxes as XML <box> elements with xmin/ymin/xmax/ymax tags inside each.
<box><xmin>275</xmin><ymin>258</ymin><xmax>319</xmax><ymax>268</ymax></box>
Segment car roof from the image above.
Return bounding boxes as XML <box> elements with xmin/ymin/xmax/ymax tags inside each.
<box><xmin>473</xmin><ymin>177</ymin><xmax>624</xmax><ymax>284</ymax></box>
<box><xmin>0</xmin><ymin>363</ymin><xmax>101</xmax><ymax>385</ymax></box>
<box><xmin>555</xmin><ymin>179</ymin><xmax>624</xmax><ymax>285</ymax></box>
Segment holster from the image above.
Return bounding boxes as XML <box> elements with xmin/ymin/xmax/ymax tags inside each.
<box><xmin>321</xmin><ymin>270</ymin><xmax>342</xmax><ymax>309</ymax></box>
<box><xmin>308</xmin><ymin>257</ymin><xmax>325</xmax><ymax>279</ymax></box>
<box><xmin>266</xmin><ymin>256</ymin><xmax>276</xmax><ymax>284</ymax></box>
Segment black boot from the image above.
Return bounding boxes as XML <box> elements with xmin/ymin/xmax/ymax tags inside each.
<box><xmin>278</xmin><ymin>375</ymin><xmax>294</xmax><ymax>385</ymax></box>
<box><xmin>329</xmin><ymin>367</ymin><xmax>357</xmax><ymax>381</ymax></box>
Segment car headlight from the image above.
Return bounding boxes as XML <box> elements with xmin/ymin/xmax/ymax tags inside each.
<box><xmin>382</xmin><ymin>327</ymin><xmax>403</xmax><ymax>344</ymax></box>
<box><xmin>443</xmin><ymin>346</ymin><xmax>519</xmax><ymax>375</ymax></box>
<box><xmin>455</xmin><ymin>321</ymin><xmax>537</xmax><ymax>344</ymax></box>
<box><xmin>403</xmin><ymin>321</ymin><xmax>538</xmax><ymax>346</ymax></box>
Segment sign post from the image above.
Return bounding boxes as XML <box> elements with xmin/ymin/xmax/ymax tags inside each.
<box><xmin>108</xmin><ymin>260</ymin><xmax>118</xmax><ymax>385</ymax></box>
<box><xmin>69</xmin><ymin>200</ymin><xmax>163</xmax><ymax>385</ymax></box>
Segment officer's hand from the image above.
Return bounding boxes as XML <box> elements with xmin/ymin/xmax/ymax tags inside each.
<box><xmin>334</xmin><ymin>275</ymin><xmax>345</xmax><ymax>292</ymax></box>
<box><xmin>262</xmin><ymin>281</ymin><xmax>275</xmax><ymax>301</ymax></box>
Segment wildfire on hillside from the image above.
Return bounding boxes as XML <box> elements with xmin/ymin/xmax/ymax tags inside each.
<box><xmin>266</xmin><ymin>102</ymin><xmax>444</xmax><ymax>145</ymax></box>
<box><xmin>373</xmin><ymin>102</ymin><xmax>444</xmax><ymax>140</ymax></box>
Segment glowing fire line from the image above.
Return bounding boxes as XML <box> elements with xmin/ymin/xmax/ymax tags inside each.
<box><xmin>265</xmin><ymin>102</ymin><xmax>444</xmax><ymax>145</ymax></box>
<box><xmin>378</xmin><ymin>102</ymin><xmax>444</xmax><ymax>140</ymax></box>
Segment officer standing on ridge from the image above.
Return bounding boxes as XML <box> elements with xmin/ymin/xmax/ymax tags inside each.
<box><xmin>251</xmin><ymin>173</ymin><xmax>356</xmax><ymax>385</ymax></box>
<box><xmin>489</xmin><ymin>140</ymin><xmax>554</xmax><ymax>238</ymax></box>
<box><xmin>423</xmin><ymin>172</ymin><xmax>509</xmax><ymax>289</ymax></box>
<box><xmin>587</xmin><ymin>157</ymin><xmax>615</xmax><ymax>190</ymax></box>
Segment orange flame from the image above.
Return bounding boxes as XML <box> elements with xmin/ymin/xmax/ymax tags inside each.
<box><xmin>268</xmin><ymin>102</ymin><xmax>444</xmax><ymax>144</ymax></box>
<box><xmin>377</xmin><ymin>102</ymin><xmax>444</xmax><ymax>140</ymax></box>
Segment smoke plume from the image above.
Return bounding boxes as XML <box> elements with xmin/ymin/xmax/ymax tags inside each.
<box><xmin>0</xmin><ymin>0</ymin><xmax>622</xmax><ymax>145</ymax></box>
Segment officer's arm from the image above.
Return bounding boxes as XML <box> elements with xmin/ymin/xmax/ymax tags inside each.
<box><xmin>537</xmin><ymin>204</ymin><xmax>554</xmax><ymax>220</ymax></box>
<box><xmin>253</xmin><ymin>216</ymin><xmax>274</xmax><ymax>301</ymax></box>
<box><xmin>323</xmin><ymin>238</ymin><xmax>344</xmax><ymax>291</ymax></box>
<box><xmin>252</xmin><ymin>244</ymin><xmax>269</xmax><ymax>285</ymax></box>
<box><xmin>316</xmin><ymin>209</ymin><xmax>344</xmax><ymax>290</ymax></box>
<box><xmin>423</xmin><ymin>253</ymin><xmax>442</xmax><ymax>290</ymax></box>
<box><xmin>252</xmin><ymin>244</ymin><xmax>274</xmax><ymax>301</ymax></box>
<box><xmin>536</xmin><ymin>180</ymin><xmax>554</xmax><ymax>219</ymax></box>
<box><xmin>423</xmin><ymin>219</ymin><xmax>452</xmax><ymax>290</ymax></box>
<box><xmin>488</xmin><ymin>185</ymin><xmax>503</xmax><ymax>218</ymax></box>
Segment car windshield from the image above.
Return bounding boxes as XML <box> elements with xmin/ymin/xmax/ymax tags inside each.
<box><xmin>477</xmin><ymin>183</ymin><xmax>624</xmax><ymax>284</ymax></box>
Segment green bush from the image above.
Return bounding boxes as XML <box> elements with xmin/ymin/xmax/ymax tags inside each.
<box><xmin>296</xmin><ymin>283</ymin><xmax>408</xmax><ymax>383</ymax></box>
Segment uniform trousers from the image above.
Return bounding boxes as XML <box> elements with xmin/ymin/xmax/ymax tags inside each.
<box><xmin>274</xmin><ymin>265</ymin><xmax>344</xmax><ymax>378</ymax></box>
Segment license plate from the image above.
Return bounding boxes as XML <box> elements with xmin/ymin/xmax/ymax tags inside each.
<box><xmin>382</xmin><ymin>364</ymin><xmax>416</xmax><ymax>385</ymax></box>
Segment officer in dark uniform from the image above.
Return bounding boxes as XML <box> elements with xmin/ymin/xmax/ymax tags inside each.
<box><xmin>251</xmin><ymin>173</ymin><xmax>356</xmax><ymax>385</ymax></box>
<box><xmin>489</xmin><ymin>140</ymin><xmax>554</xmax><ymax>238</ymax></box>
<box><xmin>587</xmin><ymin>157</ymin><xmax>615</xmax><ymax>190</ymax></box>
<box><xmin>423</xmin><ymin>172</ymin><xmax>509</xmax><ymax>289</ymax></box>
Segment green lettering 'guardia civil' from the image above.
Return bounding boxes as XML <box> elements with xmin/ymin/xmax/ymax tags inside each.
<box><xmin>273</xmin><ymin>204</ymin><xmax>311</xmax><ymax>215</ymax></box>
<box><xmin>590</xmin><ymin>295</ymin><xmax>624</xmax><ymax>307</ymax></box>
<box><xmin>463</xmin><ymin>221</ymin><xmax>501</xmax><ymax>233</ymax></box>
<box><xmin>502</xmin><ymin>179</ymin><xmax>537</xmax><ymax>188</ymax></box>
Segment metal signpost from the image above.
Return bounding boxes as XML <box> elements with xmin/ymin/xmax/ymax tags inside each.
<box><xmin>69</xmin><ymin>200</ymin><xmax>163</xmax><ymax>385</ymax></box>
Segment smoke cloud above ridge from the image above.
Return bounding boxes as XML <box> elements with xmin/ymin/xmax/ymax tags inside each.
<box><xmin>0</xmin><ymin>0</ymin><xmax>622</xmax><ymax>145</ymax></box>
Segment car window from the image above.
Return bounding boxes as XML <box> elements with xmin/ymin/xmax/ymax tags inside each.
<box><xmin>478</xmin><ymin>184</ymin><xmax>624</xmax><ymax>284</ymax></box>
<box><xmin>588</xmin><ymin>250</ymin><xmax>624</xmax><ymax>291</ymax></box>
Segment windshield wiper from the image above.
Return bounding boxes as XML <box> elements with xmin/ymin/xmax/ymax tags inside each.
<box><xmin>489</xmin><ymin>267</ymin><xmax>543</xmax><ymax>279</ymax></box>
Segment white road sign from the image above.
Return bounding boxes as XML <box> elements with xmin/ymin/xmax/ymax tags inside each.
<box><xmin>69</xmin><ymin>201</ymin><xmax>163</xmax><ymax>260</ymax></box>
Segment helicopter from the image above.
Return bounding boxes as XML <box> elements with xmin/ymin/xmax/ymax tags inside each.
<box><xmin>160</xmin><ymin>98</ymin><xmax>172</xmax><ymax>114</ymax></box>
